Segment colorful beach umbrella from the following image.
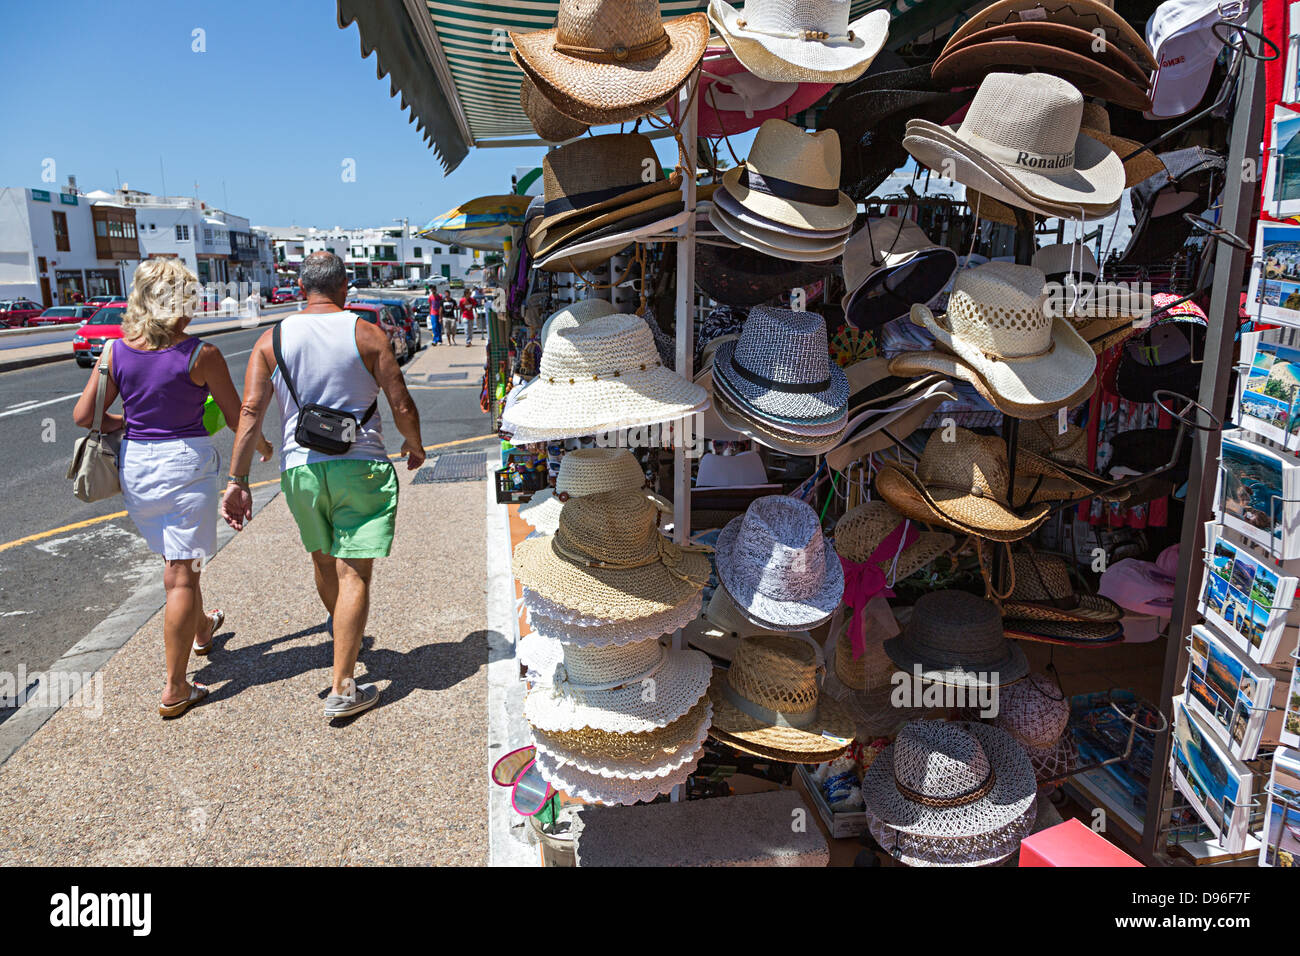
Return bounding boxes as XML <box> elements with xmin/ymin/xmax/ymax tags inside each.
<box><xmin>418</xmin><ymin>194</ymin><xmax>531</xmax><ymax>251</ymax></box>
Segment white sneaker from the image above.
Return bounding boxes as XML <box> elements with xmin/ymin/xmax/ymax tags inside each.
<box><xmin>323</xmin><ymin>677</ymin><xmax>380</xmax><ymax>719</ymax></box>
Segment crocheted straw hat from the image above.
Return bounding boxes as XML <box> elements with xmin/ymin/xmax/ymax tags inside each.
<box><xmin>708</xmin><ymin>0</ymin><xmax>890</xmax><ymax>85</ymax></box>
<box><xmin>512</xmin><ymin>490</ymin><xmax>710</xmax><ymax>623</ymax></box>
<box><xmin>1001</xmin><ymin>553</ymin><xmax>1124</xmax><ymax>623</ymax></box>
<box><xmin>499</xmin><ymin>313</ymin><xmax>707</xmax><ymax>441</ymax></box>
<box><xmin>833</xmin><ymin>500</ymin><xmax>953</xmax><ymax>584</ymax></box>
<box><xmin>715</xmin><ymin>495</ymin><xmax>845</xmax><ymax>630</ymax></box>
<box><xmin>708</xmin><ymin>633</ymin><xmax>856</xmax><ymax>761</ymax></box>
<box><xmin>860</xmin><ymin>719</ymin><xmax>1037</xmax><ymax>866</ymax></box>
<box><xmin>509</xmin><ymin>0</ymin><xmax>709</xmax><ymax>127</ymax></box>
<box><xmin>683</xmin><ymin>587</ymin><xmax>795</xmax><ymax>661</ymax></box>
<box><xmin>946</xmin><ymin>0</ymin><xmax>1157</xmax><ymax>72</ymax></box>
<box><xmin>525</xmin><ymin>589</ymin><xmax>703</xmax><ymax>649</ymax></box>
<box><xmin>720</xmin><ymin>120</ymin><xmax>857</xmax><ymax>233</ymax></box>
<box><xmin>841</xmin><ymin>217</ymin><xmax>959</xmax><ymax>330</ymax></box>
<box><xmin>908</xmin><ymin>262</ymin><xmax>1096</xmax><ymax>414</ymax></box>
<box><xmin>524</xmin><ymin>634</ymin><xmax>713</xmax><ymax>735</ymax></box>
<box><xmin>531</xmin><ymin>743</ymin><xmax>702</xmax><ymax>806</ymax></box>
<box><xmin>520</xmin><ymin>74</ymin><xmax>588</xmax><ymax>143</ymax></box>
<box><xmin>884</xmin><ymin>589</ymin><xmax>1029</xmax><ymax>689</ymax></box>
<box><xmin>536</xmin><ymin>298</ymin><xmax>619</xmax><ymax>351</ymax></box>
<box><xmin>531</xmin><ymin>697</ymin><xmax>712</xmax><ymax>780</ymax></box>
<box><xmin>903</xmin><ymin>72</ymin><xmax>1124</xmax><ymax>210</ymax></box>
<box><xmin>518</xmin><ymin>448</ymin><xmax>647</xmax><ymax>535</ymax></box>
<box><xmin>666</xmin><ymin>46</ymin><xmax>834</xmax><ymax>138</ymax></box>
<box><xmin>874</xmin><ymin>428</ymin><xmax>1050</xmax><ymax>542</ymax></box>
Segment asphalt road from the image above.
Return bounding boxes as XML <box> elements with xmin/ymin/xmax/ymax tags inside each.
<box><xmin>0</xmin><ymin>303</ymin><xmax>301</xmax><ymax>352</ymax></box>
<box><xmin>0</xmin><ymin>300</ymin><xmax>494</xmax><ymax>694</ymax></box>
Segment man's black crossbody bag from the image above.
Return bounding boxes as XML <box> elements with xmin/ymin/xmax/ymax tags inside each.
<box><xmin>273</xmin><ymin>323</ymin><xmax>377</xmax><ymax>456</ymax></box>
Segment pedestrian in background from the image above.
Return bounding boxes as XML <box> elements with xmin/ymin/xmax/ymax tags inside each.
<box><xmin>442</xmin><ymin>293</ymin><xmax>457</xmax><ymax>345</ymax></box>
<box><xmin>459</xmin><ymin>291</ymin><xmax>474</xmax><ymax>346</ymax></box>
<box><xmin>72</xmin><ymin>257</ymin><xmax>272</xmax><ymax>718</ymax></box>
<box><xmin>221</xmin><ymin>252</ymin><xmax>425</xmax><ymax>720</ymax></box>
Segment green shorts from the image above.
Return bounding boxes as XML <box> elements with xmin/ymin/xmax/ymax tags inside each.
<box><xmin>281</xmin><ymin>459</ymin><xmax>399</xmax><ymax>559</ymax></box>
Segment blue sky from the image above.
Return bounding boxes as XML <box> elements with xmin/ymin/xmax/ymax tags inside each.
<box><xmin>0</xmin><ymin>0</ymin><xmax>567</xmax><ymax>229</ymax></box>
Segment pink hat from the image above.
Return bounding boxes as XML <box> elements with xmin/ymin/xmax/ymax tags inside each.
<box><xmin>1098</xmin><ymin>555</ymin><xmax>1176</xmax><ymax>618</ymax></box>
<box><xmin>667</xmin><ymin>49</ymin><xmax>832</xmax><ymax>138</ymax></box>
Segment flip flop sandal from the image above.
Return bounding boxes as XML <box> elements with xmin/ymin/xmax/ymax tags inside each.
<box><xmin>158</xmin><ymin>683</ymin><xmax>209</xmax><ymax>719</ymax></box>
<box><xmin>193</xmin><ymin>609</ymin><xmax>224</xmax><ymax>655</ymax></box>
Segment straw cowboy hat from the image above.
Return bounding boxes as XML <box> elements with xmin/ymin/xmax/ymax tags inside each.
<box><xmin>842</xmin><ymin>217</ymin><xmax>959</xmax><ymax>330</ymax></box>
<box><xmin>714</xmin><ymin>495</ymin><xmax>845</xmax><ymax>631</ymax></box>
<box><xmin>708</xmin><ymin>0</ymin><xmax>890</xmax><ymax>85</ymax></box>
<box><xmin>1016</xmin><ymin>420</ymin><xmax>1130</xmax><ymax>502</ymax></box>
<box><xmin>499</xmin><ymin>313</ymin><xmax>708</xmax><ymax>440</ymax></box>
<box><xmin>1001</xmin><ymin>552</ymin><xmax>1124</xmax><ymax>623</ymax></box>
<box><xmin>513</xmin><ymin>490</ymin><xmax>710</xmax><ymax>623</ymax></box>
<box><xmin>947</xmin><ymin>0</ymin><xmax>1158</xmax><ymax>72</ymax></box>
<box><xmin>708</xmin><ymin>633</ymin><xmax>856</xmax><ymax>763</ymax></box>
<box><xmin>1002</xmin><ymin>617</ymin><xmax>1124</xmax><ymax>646</ymax></box>
<box><xmin>824</xmin><ymin>361</ymin><xmax>957</xmax><ymax>471</ymax></box>
<box><xmin>520</xmin><ymin>75</ymin><xmax>588</xmax><ymax>143</ymax></box>
<box><xmin>904</xmin><ymin>262</ymin><xmax>1097</xmax><ymax>419</ymax></box>
<box><xmin>884</xmin><ymin>590</ymin><xmax>1029</xmax><ymax>690</ymax></box>
<box><xmin>861</xmin><ymin>719</ymin><xmax>1038</xmax><ymax>866</ymax></box>
<box><xmin>683</xmin><ymin>587</ymin><xmax>799</xmax><ymax>661</ymax></box>
<box><xmin>874</xmin><ymin>428</ymin><xmax>1051</xmax><ymax>542</ymax></box>
<box><xmin>904</xmin><ymin>72</ymin><xmax>1125</xmax><ymax>212</ymax></box>
<box><xmin>510</xmin><ymin>0</ymin><xmax>709</xmax><ymax>126</ymax></box>
<box><xmin>518</xmin><ymin>448</ymin><xmax>649</xmax><ymax>535</ymax></box>
<box><xmin>667</xmin><ymin>45</ymin><xmax>834</xmax><ymax>138</ymax></box>
<box><xmin>720</xmin><ymin>120</ymin><xmax>857</xmax><ymax>233</ymax></box>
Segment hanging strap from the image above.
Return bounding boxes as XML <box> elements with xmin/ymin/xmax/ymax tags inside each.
<box><xmin>92</xmin><ymin>340</ymin><xmax>113</xmax><ymax>435</ymax></box>
<box><xmin>273</xmin><ymin>322</ymin><xmax>377</xmax><ymax>426</ymax></box>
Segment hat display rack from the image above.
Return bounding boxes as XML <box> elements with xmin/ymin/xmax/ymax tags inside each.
<box><xmin>345</xmin><ymin>0</ymin><xmax>1292</xmax><ymax>866</ymax></box>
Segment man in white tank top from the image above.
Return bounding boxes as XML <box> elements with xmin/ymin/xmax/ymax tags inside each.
<box><xmin>220</xmin><ymin>252</ymin><xmax>426</xmax><ymax>720</ymax></box>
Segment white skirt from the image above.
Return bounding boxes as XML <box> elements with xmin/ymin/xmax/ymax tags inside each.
<box><xmin>119</xmin><ymin>436</ymin><xmax>221</xmax><ymax>562</ymax></box>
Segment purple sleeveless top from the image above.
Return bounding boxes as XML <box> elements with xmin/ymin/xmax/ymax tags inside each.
<box><xmin>111</xmin><ymin>337</ymin><xmax>209</xmax><ymax>441</ymax></box>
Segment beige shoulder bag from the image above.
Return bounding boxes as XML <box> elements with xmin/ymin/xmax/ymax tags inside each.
<box><xmin>66</xmin><ymin>341</ymin><xmax>123</xmax><ymax>502</ymax></box>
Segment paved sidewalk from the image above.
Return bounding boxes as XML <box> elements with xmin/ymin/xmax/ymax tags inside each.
<box><xmin>0</xmin><ymin>344</ymin><xmax>495</xmax><ymax>865</ymax></box>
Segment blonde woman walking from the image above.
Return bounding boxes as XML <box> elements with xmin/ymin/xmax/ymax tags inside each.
<box><xmin>73</xmin><ymin>258</ymin><xmax>271</xmax><ymax>718</ymax></box>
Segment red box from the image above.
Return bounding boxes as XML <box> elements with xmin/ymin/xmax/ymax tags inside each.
<box><xmin>1020</xmin><ymin>818</ymin><xmax>1142</xmax><ymax>867</ymax></box>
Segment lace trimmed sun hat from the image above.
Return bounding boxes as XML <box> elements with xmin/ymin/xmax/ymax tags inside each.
<box><xmin>708</xmin><ymin>0</ymin><xmax>890</xmax><ymax>85</ymax></box>
<box><xmin>861</xmin><ymin>719</ymin><xmax>1038</xmax><ymax>866</ymax></box>
<box><xmin>518</xmin><ymin>448</ymin><xmax>649</xmax><ymax>536</ymax></box>
<box><xmin>525</xmin><ymin>590</ymin><xmax>703</xmax><ymax>650</ymax></box>
<box><xmin>531</xmin><ymin>697</ymin><xmax>712</xmax><ymax>782</ymax></box>
<box><xmin>531</xmin><ymin>743</ymin><xmax>703</xmax><ymax>806</ymax></box>
<box><xmin>714</xmin><ymin>495</ymin><xmax>845</xmax><ymax>630</ymax></box>
<box><xmin>883</xmin><ymin>589</ymin><xmax>1029</xmax><ymax>690</ymax></box>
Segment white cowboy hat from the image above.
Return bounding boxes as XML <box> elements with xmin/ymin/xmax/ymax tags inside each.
<box><xmin>709</xmin><ymin>0</ymin><xmax>890</xmax><ymax>85</ymax></box>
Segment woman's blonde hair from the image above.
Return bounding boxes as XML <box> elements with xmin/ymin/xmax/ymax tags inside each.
<box><xmin>123</xmin><ymin>257</ymin><xmax>198</xmax><ymax>348</ymax></box>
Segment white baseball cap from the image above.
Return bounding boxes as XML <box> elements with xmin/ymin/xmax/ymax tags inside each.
<box><xmin>1145</xmin><ymin>0</ymin><xmax>1244</xmax><ymax>118</ymax></box>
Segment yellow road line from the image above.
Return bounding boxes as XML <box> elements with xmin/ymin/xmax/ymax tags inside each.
<box><xmin>0</xmin><ymin>434</ymin><xmax>497</xmax><ymax>555</ymax></box>
<box><xmin>407</xmin><ymin>384</ymin><xmax>479</xmax><ymax>390</ymax></box>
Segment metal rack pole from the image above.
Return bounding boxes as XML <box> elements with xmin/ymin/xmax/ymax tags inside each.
<box><xmin>672</xmin><ymin>77</ymin><xmax>699</xmax><ymax>552</ymax></box>
<box><xmin>1139</xmin><ymin>0</ymin><xmax>1267</xmax><ymax>865</ymax></box>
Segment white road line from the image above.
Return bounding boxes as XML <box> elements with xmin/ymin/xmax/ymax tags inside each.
<box><xmin>0</xmin><ymin>393</ymin><xmax>81</xmax><ymax>419</ymax></box>
<box><xmin>224</xmin><ymin>348</ymin><xmax>254</xmax><ymax>357</ymax></box>
<box><xmin>5</xmin><ymin>400</ymin><xmax>39</xmax><ymax>410</ymax></box>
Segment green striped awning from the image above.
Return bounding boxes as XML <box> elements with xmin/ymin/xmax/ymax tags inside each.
<box><xmin>339</xmin><ymin>0</ymin><xmax>950</xmax><ymax>174</ymax></box>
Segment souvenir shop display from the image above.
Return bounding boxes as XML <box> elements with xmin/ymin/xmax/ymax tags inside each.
<box><xmin>349</xmin><ymin>0</ymin><xmax>1300</xmax><ymax>866</ymax></box>
<box><xmin>1259</xmin><ymin>747</ymin><xmax>1300</xmax><ymax>865</ymax></box>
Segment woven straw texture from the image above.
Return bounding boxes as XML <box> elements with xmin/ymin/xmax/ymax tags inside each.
<box><xmin>1001</xmin><ymin>553</ymin><xmax>1124</xmax><ymax>623</ymax></box>
<box><xmin>867</xmin><ymin>799</ymin><xmax>1038</xmax><ymax>866</ymax></box>
<box><xmin>538</xmin><ymin>298</ymin><xmax>620</xmax><ymax>346</ymax></box>
<box><xmin>531</xmin><ymin>134</ymin><xmax>681</xmax><ymax>237</ymax></box>
<box><xmin>512</xmin><ymin>490</ymin><xmax>709</xmax><ymax>622</ymax></box>
<box><xmin>525</xmin><ymin>591</ymin><xmax>703</xmax><ymax>648</ymax></box>
<box><xmin>708</xmin><ymin>202</ymin><xmax>848</xmax><ymax>261</ymax></box>
<box><xmin>532</xmin><ymin>742</ymin><xmax>702</xmax><ymax>805</ymax></box>
<box><xmin>682</xmin><ymin>586</ymin><xmax>792</xmax><ymax>660</ymax></box>
<box><xmin>883</xmin><ymin>590</ymin><xmax>1029</xmax><ymax>689</ymax></box>
<box><xmin>518</xmin><ymin>447</ymin><xmax>646</xmax><ymax>534</ymax></box>
<box><xmin>713</xmin><ymin>307</ymin><xmax>849</xmax><ymax>421</ymax></box>
<box><xmin>520</xmin><ymin>74</ymin><xmax>589</xmax><ymax>142</ymax></box>
<box><xmin>714</xmin><ymin>496</ymin><xmax>845</xmax><ymax>630</ymax></box>
<box><xmin>993</xmin><ymin>671</ymin><xmax>1069</xmax><ymax>750</ymax></box>
<box><xmin>711</xmin><ymin>383</ymin><xmax>845</xmax><ymax>456</ymax></box>
<box><xmin>510</xmin><ymin>4</ymin><xmax>709</xmax><ymax>126</ymax></box>
<box><xmin>1027</xmin><ymin>733</ymin><xmax>1079</xmax><ymax>786</ymax></box>
<box><xmin>833</xmin><ymin>499</ymin><xmax>954</xmax><ymax>580</ymax></box>
<box><xmin>1003</xmin><ymin>618</ymin><xmax>1124</xmax><ymax>646</ymax></box>
<box><xmin>534</xmin><ymin>207</ymin><xmax>691</xmax><ymax>274</ymax></box>
<box><xmin>708</xmin><ymin>0</ymin><xmax>890</xmax><ymax>84</ymax></box>
<box><xmin>719</xmin><ymin>120</ymin><xmax>856</xmax><ymax>232</ymax></box>
<box><xmin>711</xmin><ymin>361</ymin><xmax>846</xmax><ymax>429</ymax></box>
<box><xmin>500</xmin><ymin>313</ymin><xmax>708</xmax><ymax>440</ymax></box>
<box><xmin>530</xmin><ymin>698</ymin><xmax>711</xmax><ymax>779</ymax></box>
<box><xmin>861</xmin><ymin>719</ymin><xmax>1037</xmax><ymax>841</ymax></box>
<box><xmin>825</xmin><ymin>386</ymin><xmax>956</xmax><ymax>470</ymax></box>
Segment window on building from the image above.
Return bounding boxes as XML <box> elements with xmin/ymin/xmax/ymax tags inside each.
<box><xmin>204</xmin><ymin>228</ymin><xmax>213</xmax><ymax>242</ymax></box>
<box><xmin>176</xmin><ymin>224</ymin><xmax>190</xmax><ymax>241</ymax></box>
<box><xmin>95</xmin><ymin>221</ymin><xmax>108</xmax><ymax>238</ymax></box>
<box><xmin>449</xmin><ymin>245</ymin><xmax>461</xmax><ymax>255</ymax></box>
<box><xmin>433</xmin><ymin>247</ymin><xmax>442</xmax><ymax>255</ymax></box>
<box><xmin>413</xmin><ymin>246</ymin><xmax>422</xmax><ymax>258</ymax></box>
<box><xmin>53</xmin><ymin>211</ymin><xmax>69</xmax><ymax>251</ymax></box>
<box><xmin>125</xmin><ymin>221</ymin><xmax>136</xmax><ymax>238</ymax></box>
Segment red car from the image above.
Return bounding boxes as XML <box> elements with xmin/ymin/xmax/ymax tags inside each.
<box><xmin>347</xmin><ymin>303</ymin><xmax>409</xmax><ymax>364</ymax></box>
<box><xmin>84</xmin><ymin>295</ymin><xmax>118</xmax><ymax>311</ymax></box>
<box><xmin>72</xmin><ymin>305</ymin><xmax>127</xmax><ymax>367</ymax></box>
<box><xmin>30</xmin><ymin>305</ymin><xmax>100</xmax><ymax>326</ymax></box>
<box><xmin>0</xmin><ymin>299</ymin><xmax>44</xmax><ymax>328</ymax></box>
<box><xmin>270</xmin><ymin>287</ymin><xmax>300</xmax><ymax>304</ymax></box>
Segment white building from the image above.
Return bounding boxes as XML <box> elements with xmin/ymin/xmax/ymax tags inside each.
<box><xmin>259</xmin><ymin>224</ymin><xmax>478</xmax><ymax>288</ymax></box>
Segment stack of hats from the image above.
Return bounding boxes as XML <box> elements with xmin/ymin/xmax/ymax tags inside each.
<box><xmin>884</xmin><ymin>590</ymin><xmax>1029</xmax><ymax>691</ymax></box>
<box><xmin>887</xmin><ymin>262</ymin><xmax>1097</xmax><ymax>420</ymax></box>
<box><xmin>523</xmin><ymin>133</ymin><xmax>689</xmax><ymax>274</ymax></box>
<box><xmin>709</xmin><ymin>307</ymin><xmax>849</xmax><ymax>455</ymax></box>
<box><xmin>499</xmin><ymin>311</ymin><xmax>708</xmax><ymax>442</ymax></box>
<box><xmin>861</xmin><ymin>718</ymin><xmax>1038</xmax><ymax>866</ymax></box>
<box><xmin>991</xmin><ymin>671</ymin><xmax>1079</xmax><ymax>788</ymax></box>
<box><xmin>824</xmin><ymin>359</ymin><xmax>957</xmax><ymax>471</ymax></box>
<box><xmin>519</xmin><ymin>448</ymin><xmax>650</xmax><ymax>536</ymax></box>
<box><xmin>694</xmin><ymin>237</ymin><xmax>833</xmax><ymax>307</ymax></box>
<box><xmin>904</xmin><ymin>72</ymin><xmax>1124</xmax><ymax>221</ymax></box>
<box><xmin>709</xmin><ymin>119</ymin><xmax>857</xmax><ymax>262</ymax></box>
<box><xmin>1000</xmin><ymin>552</ymin><xmax>1125</xmax><ymax>646</ymax></box>
<box><xmin>932</xmin><ymin>0</ymin><xmax>1157</xmax><ymax>111</ymax></box>
<box><xmin>512</xmin><ymin>490</ymin><xmax>714</xmax><ymax>805</ymax></box>
<box><xmin>840</xmin><ymin>217</ymin><xmax>959</xmax><ymax>330</ymax></box>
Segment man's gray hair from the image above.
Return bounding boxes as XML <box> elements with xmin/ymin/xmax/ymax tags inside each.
<box><xmin>299</xmin><ymin>251</ymin><xmax>347</xmax><ymax>295</ymax></box>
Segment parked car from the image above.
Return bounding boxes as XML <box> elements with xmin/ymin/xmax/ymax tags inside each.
<box><xmin>0</xmin><ymin>299</ymin><xmax>45</xmax><ymax>328</ymax></box>
<box><xmin>354</xmin><ymin>297</ymin><xmax>421</xmax><ymax>355</ymax></box>
<box><xmin>270</xmin><ymin>286</ymin><xmax>299</xmax><ymax>304</ymax></box>
<box><xmin>72</xmin><ymin>305</ymin><xmax>126</xmax><ymax>367</ymax></box>
<box><xmin>29</xmin><ymin>305</ymin><xmax>100</xmax><ymax>326</ymax></box>
<box><xmin>348</xmin><ymin>302</ymin><xmax>409</xmax><ymax>364</ymax></box>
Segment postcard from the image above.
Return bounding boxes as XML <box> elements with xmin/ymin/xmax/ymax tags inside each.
<box><xmin>1169</xmin><ymin>701</ymin><xmax>1252</xmax><ymax>854</ymax></box>
<box><xmin>1283</xmin><ymin>658</ymin><xmax>1300</xmax><ymax>751</ymax></box>
<box><xmin>1199</xmin><ymin>522</ymin><xmax>1297</xmax><ymax>662</ymax></box>
<box><xmin>1247</xmin><ymin>221</ymin><xmax>1300</xmax><ymax>328</ymax></box>
<box><xmin>1267</xmin><ymin>107</ymin><xmax>1300</xmax><ymax>220</ymax></box>
<box><xmin>1184</xmin><ymin>624</ymin><xmax>1277</xmax><ymax>760</ymax></box>
<box><xmin>1236</xmin><ymin>332</ymin><xmax>1300</xmax><ymax>449</ymax></box>
<box><xmin>1260</xmin><ymin>747</ymin><xmax>1300</xmax><ymax>867</ymax></box>
<box><xmin>1215</xmin><ymin>430</ymin><xmax>1300</xmax><ymax>559</ymax></box>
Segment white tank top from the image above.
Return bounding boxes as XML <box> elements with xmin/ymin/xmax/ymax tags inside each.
<box><xmin>271</xmin><ymin>311</ymin><xmax>387</xmax><ymax>471</ymax></box>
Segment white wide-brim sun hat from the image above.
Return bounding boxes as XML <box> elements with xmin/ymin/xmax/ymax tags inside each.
<box><xmin>709</xmin><ymin>0</ymin><xmax>890</xmax><ymax>85</ymax></box>
<box><xmin>524</xmin><ymin>589</ymin><xmax>704</xmax><ymax>649</ymax></box>
<box><xmin>530</xmin><ymin>698</ymin><xmax>712</xmax><ymax>781</ymax></box>
<box><xmin>531</xmin><ymin>742</ymin><xmax>704</xmax><ymax>806</ymax></box>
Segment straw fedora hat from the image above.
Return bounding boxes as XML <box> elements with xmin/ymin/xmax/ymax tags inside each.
<box><xmin>904</xmin><ymin>72</ymin><xmax>1124</xmax><ymax>210</ymax></box>
<box><xmin>841</xmin><ymin>217</ymin><xmax>959</xmax><ymax>330</ymax></box>
<box><xmin>520</xmin><ymin>75</ymin><xmax>588</xmax><ymax>143</ymax></box>
<box><xmin>534</xmin><ymin>207</ymin><xmax>691</xmax><ymax>274</ymax></box>
<box><xmin>834</xmin><ymin>499</ymin><xmax>954</xmax><ymax>585</ymax></box>
<box><xmin>714</xmin><ymin>495</ymin><xmax>845</xmax><ymax>631</ymax></box>
<box><xmin>708</xmin><ymin>0</ymin><xmax>890</xmax><ymax>85</ymax></box>
<box><xmin>707</xmin><ymin>633</ymin><xmax>856</xmax><ymax>762</ymax></box>
<box><xmin>667</xmin><ymin>45</ymin><xmax>834</xmax><ymax>137</ymax></box>
<box><xmin>1001</xmin><ymin>553</ymin><xmax>1124</xmax><ymax>623</ymax></box>
<box><xmin>683</xmin><ymin>587</ymin><xmax>799</xmax><ymax>661</ymax></box>
<box><xmin>499</xmin><ymin>313</ymin><xmax>707</xmax><ymax>440</ymax></box>
<box><xmin>518</xmin><ymin>448</ymin><xmax>649</xmax><ymax>535</ymax></box>
<box><xmin>947</xmin><ymin>0</ymin><xmax>1158</xmax><ymax>73</ymax></box>
<box><xmin>720</xmin><ymin>120</ymin><xmax>857</xmax><ymax>233</ymax></box>
<box><xmin>860</xmin><ymin>719</ymin><xmax>1038</xmax><ymax>866</ymax></box>
<box><xmin>874</xmin><ymin>428</ymin><xmax>1050</xmax><ymax>542</ymax></box>
<box><xmin>510</xmin><ymin>0</ymin><xmax>709</xmax><ymax>126</ymax></box>
<box><xmin>1002</xmin><ymin>618</ymin><xmax>1124</xmax><ymax>646</ymax></box>
<box><xmin>710</xmin><ymin>383</ymin><xmax>846</xmax><ymax>456</ymax></box>
<box><xmin>707</xmin><ymin>203</ymin><xmax>847</xmax><ymax>262</ymax></box>
<box><xmin>884</xmin><ymin>590</ymin><xmax>1029</xmax><ymax>690</ymax></box>
<box><xmin>712</xmin><ymin>183</ymin><xmax>854</xmax><ymax>244</ymax></box>
<box><xmin>512</xmin><ymin>490</ymin><xmax>710</xmax><ymax>623</ymax></box>
<box><xmin>824</xmin><ymin>365</ymin><xmax>957</xmax><ymax>470</ymax></box>
<box><xmin>907</xmin><ymin>262</ymin><xmax>1096</xmax><ymax>416</ymax></box>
